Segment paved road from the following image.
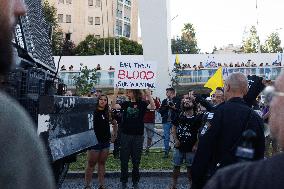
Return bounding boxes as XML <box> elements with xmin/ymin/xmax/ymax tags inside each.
<box><xmin>61</xmin><ymin>176</ymin><xmax>190</xmax><ymax>189</ymax></box>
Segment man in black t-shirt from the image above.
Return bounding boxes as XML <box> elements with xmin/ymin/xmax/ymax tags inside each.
<box><xmin>112</xmin><ymin>89</ymin><xmax>155</xmax><ymax>189</ymax></box>
<box><xmin>170</xmin><ymin>98</ymin><xmax>203</xmax><ymax>189</ymax></box>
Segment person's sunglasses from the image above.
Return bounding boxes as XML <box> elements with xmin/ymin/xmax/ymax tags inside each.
<box><xmin>263</xmin><ymin>86</ymin><xmax>284</xmax><ymax>103</ymax></box>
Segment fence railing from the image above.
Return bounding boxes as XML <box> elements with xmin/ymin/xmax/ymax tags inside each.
<box><xmin>59</xmin><ymin>66</ymin><xmax>283</xmax><ymax>88</ymax></box>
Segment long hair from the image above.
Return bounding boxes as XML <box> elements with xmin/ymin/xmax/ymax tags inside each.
<box><xmin>95</xmin><ymin>94</ymin><xmax>110</xmax><ymax>120</ymax></box>
<box><xmin>181</xmin><ymin>98</ymin><xmax>198</xmax><ymax>115</ymax></box>
<box><xmin>127</xmin><ymin>89</ymin><xmax>143</xmax><ymax>102</ymax></box>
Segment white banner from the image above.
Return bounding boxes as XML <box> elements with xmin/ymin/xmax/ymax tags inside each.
<box><xmin>114</xmin><ymin>60</ymin><xmax>157</xmax><ymax>89</ymax></box>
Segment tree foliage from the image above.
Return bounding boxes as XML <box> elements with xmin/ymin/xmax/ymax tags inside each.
<box><xmin>75</xmin><ymin>35</ymin><xmax>143</xmax><ymax>55</ymax></box>
<box><xmin>42</xmin><ymin>0</ymin><xmax>76</xmax><ymax>55</ymax></box>
<box><xmin>242</xmin><ymin>26</ymin><xmax>260</xmax><ymax>53</ymax></box>
<box><xmin>171</xmin><ymin>23</ymin><xmax>199</xmax><ymax>54</ymax></box>
<box><xmin>73</xmin><ymin>66</ymin><xmax>97</xmax><ymax>96</ymax></box>
<box><xmin>261</xmin><ymin>32</ymin><xmax>283</xmax><ymax>53</ymax></box>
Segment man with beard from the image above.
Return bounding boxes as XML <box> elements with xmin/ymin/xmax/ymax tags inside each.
<box><xmin>0</xmin><ymin>1</ymin><xmax>55</xmax><ymax>188</ymax></box>
<box><xmin>170</xmin><ymin>98</ymin><xmax>203</xmax><ymax>189</ymax></box>
<box><xmin>204</xmin><ymin>72</ymin><xmax>284</xmax><ymax>189</ymax></box>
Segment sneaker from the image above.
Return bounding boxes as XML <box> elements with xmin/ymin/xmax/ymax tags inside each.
<box><xmin>98</xmin><ymin>185</ymin><xmax>106</xmax><ymax>189</ymax></box>
<box><xmin>121</xmin><ymin>182</ymin><xmax>127</xmax><ymax>189</ymax></box>
<box><xmin>133</xmin><ymin>182</ymin><xmax>139</xmax><ymax>189</ymax></box>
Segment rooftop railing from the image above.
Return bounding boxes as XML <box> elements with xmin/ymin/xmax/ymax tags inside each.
<box><xmin>59</xmin><ymin>66</ymin><xmax>283</xmax><ymax>89</ymax></box>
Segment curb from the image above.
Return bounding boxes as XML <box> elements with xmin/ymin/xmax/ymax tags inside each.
<box><xmin>67</xmin><ymin>170</ymin><xmax>188</xmax><ymax>179</ymax></box>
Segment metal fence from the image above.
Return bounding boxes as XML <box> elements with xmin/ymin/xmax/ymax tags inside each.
<box><xmin>59</xmin><ymin>66</ymin><xmax>284</xmax><ymax>89</ymax></box>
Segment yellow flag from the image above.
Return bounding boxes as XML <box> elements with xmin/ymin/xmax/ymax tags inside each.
<box><xmin>204</xmin><ymin>67</ymin><xmax>224</xmax><ymax>95</ymax></box>
<box><xmin>175</xmin><ymin>54</ymin><xmax>180</xmax><ymax>65</ymax></box>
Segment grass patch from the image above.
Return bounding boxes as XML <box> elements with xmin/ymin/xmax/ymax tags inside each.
<box><xmin>70</xmin><ymin>148</ymin><xmax>177</xmax><ymax>171</ymax></box>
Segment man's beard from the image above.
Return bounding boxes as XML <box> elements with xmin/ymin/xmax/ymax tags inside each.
<box><xmin>0</xmin><ymin>18</ymin><xmax>13</xmax><ymax>75</ymax></box>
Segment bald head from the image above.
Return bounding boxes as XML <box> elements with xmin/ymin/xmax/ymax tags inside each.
<box><xmin>224</xmin><ymin>73</ymin><xmax>248</xmax><ymax>100</ymax></box>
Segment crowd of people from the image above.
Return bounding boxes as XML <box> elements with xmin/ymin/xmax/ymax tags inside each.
<box><xmin>82</xmin><ymin>72</ymin><xmax>280</xmax><ymax>189</ymax></box>
<box><xmin>2</xmin><ymin>1</ymin><xmax>284</xmax><ymax>189</ymax></box>
<box><xmin>181</xmin><ymin>60</ymin><xmax>282</xmax><ymax>70</ymax></box>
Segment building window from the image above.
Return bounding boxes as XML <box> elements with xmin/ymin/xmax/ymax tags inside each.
<box><xmin>124</xmin><ymin>23</ymin><xmax>130</xmax><ymax>38</ymax></box>
<box><xmin>58</xmin><ymin>0</ymin><xmax>64</xmax><ymax>4</ymax></box>
<box><xmin>95</xmin><ymin>0</ymin><xmax>101</xmax><ymax>7</ymax></box>
<box><xmin>66</xmin><ymin>0</ymin><xmax>72</xmax><ymax>4</ymax></box>
<box><xmin>116</xmin><ymin>20</ymin><xmax>123</xmax><ymax>35</ymax></box>
<box><xmin>125</xmin><ymin>0</ymin><xmax>131</xmax><ymax>6</ymax></box>
<box><xmin>58</xmin><ymin>14</ymin><xmax>63</xmax><ymax>23</ymax></box>
<box><xmin>88</xmin><ymin>0</ymin><xmax>93</xmax><ymax>6</ymax></box>
<box><xmin>66</xmin><ymin>15</ymin><xmax>71</xmax><ymax>23</ymax></box>
<box><xmin>65</xmin><ymin>33</ymin><xmax>71</xmax><ymax>41</ymax></box>
<box><xmin>88</xmin><ymin>17</ymin><xmax>93</xmax><ymax>25</ymax></box>
<box><xmin>95</xmin><ymin>35</ymin><xmax>100</xmax><ymax>39</ymax></box>
<box><xmin>95</xmin><ymin>17</ymin><xmax>100</xmax><ymax>25</ymax></box>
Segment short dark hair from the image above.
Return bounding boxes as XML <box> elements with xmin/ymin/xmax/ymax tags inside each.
<box><xmin>215</xmin><ymin>87</ymin><xmax>224</xmax><ymax>93</ymax></box>
<box><xmin>166</xmin><ymin>87</ymin><xmax>175</xmax><ymax>92</ymax></box>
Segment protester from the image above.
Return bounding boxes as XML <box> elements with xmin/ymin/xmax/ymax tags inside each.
<box><xmin>112</xmin><ymin>89</ymin><xmax>155</xmax><ymax>189</ymax></box>
<box><xmin>96</xmin><ymin>64</ymin><xmax>102</xmax><ymax>70</ymax></box>
<box><xmin>112</xmin><ymin>96</ymin><xmax>126</xmax><ymax>159</ymax></box>
<box><xmin>61</xmin><ymin>65</ymin><xmax>66</xmax><ymax>71</ymax></box>
<box><xmin>170</xmin><ymin>97</ymin><xmax>203</xmax><ymax>189</ymax></box>
<box><xmin>84</xmin><ymin>95</ymin><xmax>118</xmax><ymax>189</ymax></box>
<box><xmin>204</xmin><ymin>72</ymin><xmax>284</xmax><ymax>189</ymax></box>
<box><xmin>143</xmin><ymin>90</ymin><xmax>161</xmax><ymax>154</ymax></box>
<box><xmin>0</xmin><ymin>0</ymin><xmax>55</xmax><ymax>188</ymax></box>
<box><xmin>159</xmin><ymin>88</ymin><xmax>181</xmax><ymax>158</ymax></box>
<box><xmin>191</xmin><ymin>73</ymin><xmax>265</xmax><ymax>189</ymax></box>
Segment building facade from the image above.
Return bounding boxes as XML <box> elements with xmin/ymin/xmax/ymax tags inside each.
<box><xmin>46</xmin><ymin>0</ymin><xmax>138</xmax><ymax>44</ymax></box>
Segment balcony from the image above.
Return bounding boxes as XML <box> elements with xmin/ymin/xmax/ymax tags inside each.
<box><xmin>59</xmin><ymin>66</ymin><xmax>283</xmax><ymax>89</ymax></box>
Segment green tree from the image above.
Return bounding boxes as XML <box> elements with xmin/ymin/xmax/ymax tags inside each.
<box><xmin>261</xmin><ymin>32</ymin><xmax>283</xmax><ymax>53</ymax></box>
<box><xmin>242</xmin><ymin>26</ymin><xmax>260</xmax><ymax>53</ymax></box>
<box><xmin>75</xmin><ymin>35</ymin><xmax>143</xmax><ymax>55</ymax></box>
<box><xmin>171</xmin><ymin>23</ymin><xmax>200</xmax><ymax>54</ymax></box>
<box><xmin>42</xmin><ymin>0</ymin><xmax>76</xmax><ymax>55</ymax></box>
<box><xmin>73</xmin><ymin>66</ymin><xmax>97</xmax><ymax>96</ymax></box>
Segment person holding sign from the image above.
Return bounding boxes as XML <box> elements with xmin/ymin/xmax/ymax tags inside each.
<box><xmin>112</xmin><ymin>88</ymin><xmax>155</xmax><ymax>189</ymax></box>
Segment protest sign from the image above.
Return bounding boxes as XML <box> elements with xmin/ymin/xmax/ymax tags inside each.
<box><xmin>114</xmin><ymin>60</ymin><xmax>157</xmax><ymax>89</ymax></box>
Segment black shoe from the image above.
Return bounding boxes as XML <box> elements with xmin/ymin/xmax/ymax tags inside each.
<box><xmin>133</xmin><ymin>182</ymin><xmax>139</xmax><ymax>189</ymax></box>
<box><xmin>98</xmin><ymin>185</ymin><xmax>106</xmax><ymax>189</ymax></box>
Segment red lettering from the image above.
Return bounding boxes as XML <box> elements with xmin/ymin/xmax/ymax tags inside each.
<box><xmin>118</xmin><ymin>70</ymin><xmax>155</xmax><ymax>80</ymax></box>
<box><xmin>146</xmin><ymin>71</ymin><xmax>155</xmax><ymax>80</ymax></box>
<box><xmin>118</xmin><ymin>70</ymin><xmax>126</xmax><ymax>79</ymax></box>
<box><xmin>140</xmin><ymin>71</ymin><xmax>147</xmax><ymax>79</ymax></box>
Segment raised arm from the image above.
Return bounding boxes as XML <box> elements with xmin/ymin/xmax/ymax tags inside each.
<box><xmin>145</xmin><ymin>89</ymin><xmax>156</xmax><ymax>110</ymax></box>
<box><xmin>111</xmin><ymin>88</ymin><xmax>121</xmax><ymax>109</ymax></box>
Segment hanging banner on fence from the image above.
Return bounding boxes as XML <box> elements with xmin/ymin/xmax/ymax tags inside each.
<box><xmin>114</xmin><ymin>60</ymin><xmax>157</xmax><ymax>89</ymax></box>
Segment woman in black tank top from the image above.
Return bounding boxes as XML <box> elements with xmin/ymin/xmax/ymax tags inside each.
<box><xmin>84</xmin><ymin>95</ymin><xmax>118</xmax><ymax>189</ymax></box>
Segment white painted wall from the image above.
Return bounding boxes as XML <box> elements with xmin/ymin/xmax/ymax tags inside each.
<box><xmin>54</xmin><ymin>53</ymin><xmax>283</xmax><ymax>71</ymax></box>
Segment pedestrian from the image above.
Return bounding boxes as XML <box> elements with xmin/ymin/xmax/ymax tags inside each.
<box><xmin>143</xmin><ymin>90</ymin><xmax>161</xmax><ymax>154</ymax></box>
<box><xmin>191</xmin><ymin>73</ymin><xmax>265</xmax><ymax>189</ymax></box>
<box><xmin>0</xmin><ymin>0</ymin><xmax>55</xmax><ymax>188</ymax></box>
<box><xmin>84</xmin><ymin>94</ymin><xmax>118</xmax><ymax>189</ymax></box>
<box><xmin>112</xmin><ymin>89</ymin><xmax>156</xmax><ymax>189</ymax></box>
<box><xmin>159</xmin><ymin>88</ymin><xmax>181</xmax><ymax>158</ymax></box>
<box><xmin>170</xmin><ymin>98</ymin><xmax>203</xmax><ymax>189</ymax></box>
<box><xmin>204</xmin><ymin>71</ymin><xmax>284</xmax><ymax>189</ymax></box>
<box><xmin>112</xmin><ymin>96</ymin><xmax>126</xmax><ymax>159</ymax></box>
